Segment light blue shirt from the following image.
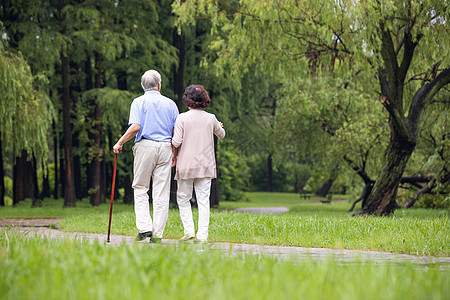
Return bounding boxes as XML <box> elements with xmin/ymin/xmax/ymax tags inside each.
<box><xmin>128</xmin><ymin>91</ymin><xmax>179</xmax><ymax>143</ymax></box>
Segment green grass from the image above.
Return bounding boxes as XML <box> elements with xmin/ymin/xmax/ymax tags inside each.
<box><xmin>218</xmin><ymin>192</ymin><xmax>347</xmax><ymax>209</ymax></box>
<box><xmin>0</xmin><ymin>230</ymin><xmax>448</xmax><ymax>300</ymax></box>
<box><xmin>0</xmin><ymin>197</ymin><xmax>131</xmax><ymax>218</ymax></box>
<box><xmin>1</xmin><ymin>195</ymin><xmax>449</xmax><ymax>256</ymax></box>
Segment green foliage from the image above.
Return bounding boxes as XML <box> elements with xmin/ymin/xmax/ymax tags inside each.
<box><xmin>3</xmin><ymin>196</ymin><xmax>12</xmax><ymax>206</ymax></box>
<box><xmin>246</xmin><ymin>154</ymin><xmax>292</xmax><ymax>192</ymax></box>
<box><xmin>0</xmin><ymin>43</ymin><xmax>54</xmax><ymax>164</ymax></box>
<box><xmin>275</xmin><ymin>71</ymin><xmax>389</xmax><ymax>188</ymax></box>
<box><xmin>174</xmin><ymin>0</ymin><xmax>450</xmax><ymax>204</ymax></box>
<box><xmin>80</xmin><ymin>88</ymin><xmax>136</xmax><ymax>134</ymax></box>
<box><xmin>3</xmin><ymin>177</ymin><xmax>12</xmax><ymax>199</ymax></box>
<box><xmin>217</xmin><ymin>141</ymin><xmax>249</xmax><ymax>201</ymax></box>
<box><xmin>0</xmin><ymin>0</ymin><xmax>182</xmax><ymax>202</ymax></box>
<box><xmin>414</xmin><ymin>194</ymin><xmax>450</xmax><ymax>210</ymax></box>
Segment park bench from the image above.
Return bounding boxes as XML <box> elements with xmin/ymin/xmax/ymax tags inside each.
<box><xmin>299</xmin><ymin>192</ymin><xmax>311</xmax><ymax>200</ymax></box>
<box><xmin>320</xmin><ymin>194</ymin><xmax>332</xmax><ymax>204</ymax></box>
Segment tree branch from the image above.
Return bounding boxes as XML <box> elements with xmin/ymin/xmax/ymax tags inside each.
<box><xmin>379</xmin><ymin>23</ymin><xmax>399</xmax><ymax>92</ymax></box>
<box><xmin>407</xmin><ymin>67</ymin><xmax>450</xmax><ymax>138</ymax></box>
<box><xmin>398</xmin><ymin>28</ymin><xmax>420</xmax><ymax>86</ymax></box>
<box><xmin>343</xmin><ymin>155</ymin><xmax>374</xmax><ymax>185</ymax></box>
<box><xmin>348</xmin><ymin>182</ymin><xmax>373</xmax><ymax>212</ymax></box>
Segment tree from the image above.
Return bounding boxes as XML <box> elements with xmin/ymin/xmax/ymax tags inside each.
<box><xmin>58</xmin><ymin>0</ymin><xmax>77</xmax><ymax>207</ymax></box>
<box><xmin>0</xmin><ymin>41</ymin><xmax>54</xmax><ymax>206</ymax></box>
<box><xmin>174</xmin><ymin>0</ymin><xmax>450</xmax><ymax>215</ymax></box>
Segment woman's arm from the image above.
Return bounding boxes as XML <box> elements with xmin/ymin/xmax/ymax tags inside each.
<box><xmin>172</xmin><ymin>116</ymin><xmax>183</xmax><ymax>148</ymax></box>
<box><xmin>213</xmin><ymin>116</ymin><xmax>225</xmax><ymax>139</ymax></box>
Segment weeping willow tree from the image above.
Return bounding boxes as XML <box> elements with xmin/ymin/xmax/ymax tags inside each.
<box><xmin>174</xmin><ymin>0</ymin><xmax>450</xmax><ymax>215</ymax></box>
<box><xmin>0</xmin><ymin>40</ymin><xmax>54</xmax><ymax>206</ymax></box>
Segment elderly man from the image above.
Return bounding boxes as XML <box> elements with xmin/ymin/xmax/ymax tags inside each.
<box><xmin>113</xmin><ymin>70</ymin><xmax>179</xmax><ymax>243</ymax></box>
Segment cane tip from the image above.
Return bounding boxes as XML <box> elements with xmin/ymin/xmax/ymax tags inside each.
<box><xmin>107</xmin><ymin>238</ymin><xmax>110</xmax><ymax>243</ymax></box>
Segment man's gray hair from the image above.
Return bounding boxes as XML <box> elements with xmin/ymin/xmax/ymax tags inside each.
<box><xmin>141</xmin><ymin>70</ymin><xmax>161</xmax><ymax>91</ymax></box>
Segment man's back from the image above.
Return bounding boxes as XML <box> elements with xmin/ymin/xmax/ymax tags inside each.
<box><xmin>129</xmin><ymin>91</ymin><xmax>179</xmax><ymax>142</ymax></box>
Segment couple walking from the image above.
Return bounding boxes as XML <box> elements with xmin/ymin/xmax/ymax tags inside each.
<box><xmin>113</xmin><ymin>70</ymin><xmax>225</xmax><ymax>243</ymax></box>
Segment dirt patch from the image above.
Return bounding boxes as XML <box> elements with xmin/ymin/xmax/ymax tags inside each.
<box><xmin>0</xmin><ymin>218</ymin><xmax>60</xmax><ymax>227</ymax></box>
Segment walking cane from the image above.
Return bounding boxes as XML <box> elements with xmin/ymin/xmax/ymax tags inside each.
<box><xmin>107</xmin><ymin>153</ymin><xmax>118</xmax><ymax>243</ymax></box>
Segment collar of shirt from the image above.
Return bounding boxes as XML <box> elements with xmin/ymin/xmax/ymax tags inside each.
<box><xmin>144</xmin><ymin>90</ymin><xmax>161</xmax><ymax>96</ymax></box>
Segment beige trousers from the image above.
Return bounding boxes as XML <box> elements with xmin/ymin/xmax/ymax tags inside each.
<box><xmin>132</xmin><ymin>139</ymin><xmax>172</xmax><ymax>238</ymax></box>
<box><xmin>177</xmin><ymin>178</ymin><xmax>212</xmax><ymax>240</ymax></box>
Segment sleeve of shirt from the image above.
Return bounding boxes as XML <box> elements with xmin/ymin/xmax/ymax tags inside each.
<box><xmin>213</xmin><ymin>115</ymin><xmax>226</xmax><ymax>139</ymax></box>
<box><xmin>172</xmin><ymin>115</ymin><xmax>183</xmax><ymax>148</ymax></box>
<box><xmin>128</xmin><ymin>99</ymin><xmax>140</xmax><ymax>126</ymax></box>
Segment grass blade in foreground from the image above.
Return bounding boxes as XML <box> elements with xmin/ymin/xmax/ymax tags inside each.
<box><xmin>0</xmin><ymin>229</ymin><xmax>448</xmax><ymax>300</ymax></box>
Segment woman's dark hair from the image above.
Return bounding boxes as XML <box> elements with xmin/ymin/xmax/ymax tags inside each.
<box><xmin>182</xmin><ymin>84</ymin><xmax>211</xmax><ymax>109</ymax></box>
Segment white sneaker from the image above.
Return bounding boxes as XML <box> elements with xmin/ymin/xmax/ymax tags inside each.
<box><xmin>194</xmin><ymin>238</ymin><xmax>207</xmax><ymax>244</ymax></box>
<box><xmin>179</xmin><ymin>233</ymin><xmax>195</xmax><ymax>242</ymax></box>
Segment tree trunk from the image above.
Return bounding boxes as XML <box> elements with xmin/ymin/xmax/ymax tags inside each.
<box><xmin>61</xmin><ymin>51</ymin><xmax>77</xmax><ymax>207</ymax></box>
<box><xmin>343</xmin><ymin>155</ymin><xmax>375</xmax><ymax>212</ymax></box>
<box><xmin>41</xmin><ymin>166</ymin><xmax>51</xmax><ymax>199</ymax></box>
<box><xmin>90</xmin><ymin>51</ymin><xmax>103</xmax><ymax>206</ymax></box>
<box><xmin>59</xmin><ymin>0</ymin><xmax>76</xmax><ymax>207</ymax></box>
<box><xmin>267</xmin><ymin>153</ymin><xmax>273</xmax><ymax>192</ymax></box>
<box><xmin>100</xmin><ymin>159</ymin><xmax>106</xmax><ymax>203</ymax></box>
<box><xmin>31</xmin><ymin>155</ymin><xmax>42</xmax><ymax>207</ymax></box>
<box><xmin>355</xmin><ymin>138</ymin><xmax>414</xmax><ymax>216</ymax></box>
<box><xmin>13</xmin><ymin>150</ymin><xmax>33</xmax><ymax>204</ymax></box>
<box><xmin>12</xmin><ymin>157</ymin><xmax>21</xmax><ymax>205</ymax></box>
<box><xmin>117</xmin><ymin>71</ymin><xmax>127</xmax><ymax>91</ymax></box>
<box><xmin>60</xmin><ymin>54</ymin><xmax>76</xmax><ymax>206</ymax></box>
<box><xmin>315</xmin><ymin>178</ymin><xmax>333</xmax><ymax>197</ymax></box>
<box><xmin>403</xmin><ymin>178</ymin><xmax>438</xmax><ymax>208</ymax></box>
<box><xmin>348</xmin><ymin>182</ymin><xmax>374</xmax><ymax>212</ymax></box>
<box><xmin>53</xmin><ymin>121</ymin><xmax>59</xmax><ymax>199</ymax></box>
<box><xmin>172</xmin><ymin>2</ymin><xmax>186</xmax><ymax>111</ymax></box>
<box><xmin>59</xmin><ymin>134</ymin><xmax>65</xmax><ymax>199</ymax></box>
<box><xmin>73</xmin><ymin>132</ymin><xmax>83</xmax><ymax>199</ymax></box>
<box><xmin>123</xmin><ymin>174</ymin><xmax>133</xmax><ymax>204</ymax></box>
<box><xmin>85</xmin><ymin>53</ymin><xmax>94</xmax><ymax>201</ymax></box>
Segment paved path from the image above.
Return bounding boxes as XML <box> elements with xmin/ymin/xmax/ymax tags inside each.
<box><xmin>2</xmin><ymin>219</ymin><xmax>449</xmax><ymax>270</ymax></box>
<box><xmin>233</xmin><ymin>206</ymin><xmax>289</xmax><ymax>214</ymax></box>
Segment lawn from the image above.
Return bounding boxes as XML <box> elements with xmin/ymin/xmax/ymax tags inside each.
<box><xmin>1</xmin><ymin>194</ymin><xmax>449</xmax><ymax>300</ymax></box>
<box><xmin>0</xmin><ymin>194</ymin><xmax>448</xmax><ymax>256</ymax></box>
<box><xmin>0</xmin><ymin>230</ymin><xmax>448</xmax><ymax>300</ymax></box>
<box><xmin>218</xmin><ymin>192</ymin><xmax>347</xmax><ymax>209</ymax></box>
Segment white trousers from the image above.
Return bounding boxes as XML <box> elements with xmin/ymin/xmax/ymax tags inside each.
<box><xmin>177</xmin><ymin>178</ymin><xmax>211</xmax><ymax>240</ymax></box>
<box><xmin>132</xmin><ymin>139</ymin><xmax>172</xmax><ymax>238</ymax></box>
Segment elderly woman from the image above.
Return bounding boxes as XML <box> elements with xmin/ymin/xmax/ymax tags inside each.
<box><xmin>172</xmin><ymin>84</ymin><xmax>225</xmax><ymax>242</ymax></box>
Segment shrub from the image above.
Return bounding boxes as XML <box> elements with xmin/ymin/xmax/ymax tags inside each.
<box><xmin>218</xmin><ymin>142</ymin><xmax>249</xmax><ymax>201</ymax></box>
<box><xmin>414</xmin><ymin>194</ymin><xmax>450</xmax><ymax>209</ymax></box>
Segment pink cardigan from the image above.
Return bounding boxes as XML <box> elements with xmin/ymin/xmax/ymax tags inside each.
<box><xmin>172</xmin><ymin>109</ymin><xmax>225</xmax><ymax>180</ymax></box>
